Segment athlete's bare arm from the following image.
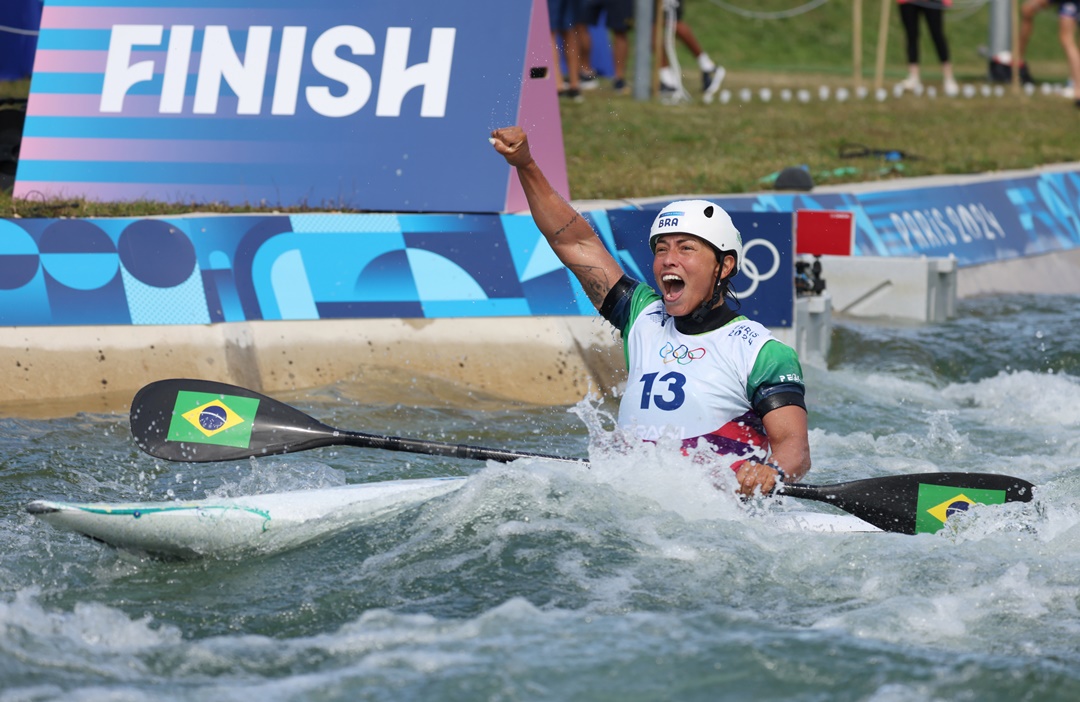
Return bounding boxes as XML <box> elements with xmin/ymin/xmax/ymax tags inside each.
<box><xmin>491</xmin><ymin>126</ymin><xmax>625</xmax><ymax>309</ymax></box>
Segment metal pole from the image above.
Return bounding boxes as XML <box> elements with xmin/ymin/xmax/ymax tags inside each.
<box><xmin>1012</xmin><ymin>0</ymin><xmax>1021</xmax><ymax>92</ymax></box>
<box><xmin>988</xmin><ymin>0</ymin><xmax>1012</xmax><ymax>61</ymax></box>
<box><xmin>633</xmin><ymin>0</ymin><xmax>654</xmax><ymax>100</ymax></box>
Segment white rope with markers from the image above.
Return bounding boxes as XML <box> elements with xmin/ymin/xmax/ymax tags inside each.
<box><xmin>703</xmin><ymin>0</ymin><xmax>988</xmax><ymax>21</ymax></box>
<box><xmin>661</xmin><ymin>0</ymin><xmax>693</xmax><ymax>104</ymax></box>
<box><xmin>703</xmin><ymin>0</ymin><xmax>830</xmax><ymax>21</ymax></box>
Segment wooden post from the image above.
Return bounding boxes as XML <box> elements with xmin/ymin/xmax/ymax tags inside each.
<box><xmin>874</xmin><ymin>0</ymin><xmax>892</xmax><ymax>91</ymax></box>
<box><xmin>854</xmin><ymin>0</ymin><xmax>863</xmax><ymax>87</ymax></box>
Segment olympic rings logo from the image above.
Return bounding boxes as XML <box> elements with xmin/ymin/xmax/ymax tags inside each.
<box><xmin>659</xmin><ymin>341</ymin><xmax>706</xmax><ymax>365</ymax></box>
<box><xmin>733</xmin><ymin>238</ymin><xmax>781</xmax><ymax>298</ymax></box>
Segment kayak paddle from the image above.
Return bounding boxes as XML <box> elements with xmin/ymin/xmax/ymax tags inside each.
<box><xmin>130</xmin><ymin>378</ymin><xmax>588</xmax><ymax>466</ymax></box>
<box><xmin>130</xmin><ymin>378</ymin><xmax>1035</xmax><ymax>535</ymax></box>
<box><xmin>779</xmin><ymin>474</ymin><xmax>1033</xmax><ymax>534</ymax></box>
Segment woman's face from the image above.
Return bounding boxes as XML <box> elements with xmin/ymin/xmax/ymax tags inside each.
<box><xmin>652</xmin><ymin>234</ymin><xmax>731</xmax><ymax>317</ymax></box>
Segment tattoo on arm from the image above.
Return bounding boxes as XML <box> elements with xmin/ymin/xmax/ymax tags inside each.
<box><xmin>570</xmin><ymin>264</ymin><xmax>615</xmax><ymax>307</ymax></box>
<box><xmin>552</xmin><ymin>213</ymin><xmax>579</xmax><ymax>238</ymax></box>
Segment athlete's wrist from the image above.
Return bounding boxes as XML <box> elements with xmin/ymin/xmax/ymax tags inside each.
<box><xmin>730</xmin><ymin>458</ymin><xmax>785</xmax><ymax>482</ymax></box>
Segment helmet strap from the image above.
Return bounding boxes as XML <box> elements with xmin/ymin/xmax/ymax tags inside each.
<box><xmin>677</xmin><ymin>258</ymin><xmax>737</xmax><ymax>334</ymax></box>
<box><xmin>690</xmin><ymin>248</ymin><xmax>733</xmax><ymax>323</ymax></box>
<box><xmin>675</xmin><ymin>289</ymin><xmax>737</xmax><ymax>334</ymax></box>
<box><xmin>689</xmin><ymin>279</ymin><xmax>725</xmax><ymax>323</ymax></box>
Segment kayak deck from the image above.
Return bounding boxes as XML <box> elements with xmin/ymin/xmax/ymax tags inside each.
<box><xmin>26</xmin><ymin>477</ymin><xmax>468</xmax><ymax>559</ymax></box>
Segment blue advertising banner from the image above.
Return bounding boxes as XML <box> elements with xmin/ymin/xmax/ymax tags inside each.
<box><xmin>15</xmin><ymin>0</ymin><xmax>569</xmax><ymax>213</ymax></box>
<box><xmin>0</xmin><ymin>208</ymin><xmax>796</xmax><ymax>329</ymax></box>
<box><xmin>705</xmin><ymin>169</ymin><xmax>1080</xmax><ymax>268</ymax></box>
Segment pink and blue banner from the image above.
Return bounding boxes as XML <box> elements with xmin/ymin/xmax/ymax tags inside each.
<box><xmin>14</xmin><ymin>0</ymin><xmax>568</xmax><ymax>213</ymax></box>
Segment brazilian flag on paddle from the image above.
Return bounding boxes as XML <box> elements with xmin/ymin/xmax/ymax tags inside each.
<box><xmin>914</xmin><ymin>482</ymin><xmax>1008</xmax><ymax>534</ymax></box>
<box><xmin>165</xmin><ymin>391</ymin><xmax>260</xmax><ymax>449</ymax></box>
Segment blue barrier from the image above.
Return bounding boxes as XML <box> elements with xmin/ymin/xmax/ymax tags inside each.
<box><xmin>706</xmin><ymin>169</ymin><xmax>1080</xmax><ymax>268</ymax></box>
<box><xmin>0</xmin><ymin>208</ymin><xmax>796</xmax><ymax>329</ymax></box>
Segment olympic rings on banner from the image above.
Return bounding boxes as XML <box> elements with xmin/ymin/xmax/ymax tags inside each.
<box><xmin>734</xmin><ymin>238</ymin><xmax>781</xmax><ymax>298</ymax></box>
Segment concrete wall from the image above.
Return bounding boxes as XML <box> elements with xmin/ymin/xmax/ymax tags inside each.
<box><xmin>821</xmin><ymin>256</ymin><xmax>957</xmax><ymax>322</ymax></box>
<box><xmin>0</xmin><ymin>317</ymin><xmax>627</xmax><ymax>417</ymax></box>
<box><xmin>958</xmin><ymin>248</ymin><xmax>1080</xmax><ymax>297</ymax></box>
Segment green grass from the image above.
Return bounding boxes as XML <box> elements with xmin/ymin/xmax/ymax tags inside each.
<box><xmin>561</xmin><ymin>86</ymin><xmax>1075</xmax><ymax>199</ymax></box>
<box><xmin>2</xmin><ymin>2</ymin><xmax>1077</xmax><ymax>216</ymax></box>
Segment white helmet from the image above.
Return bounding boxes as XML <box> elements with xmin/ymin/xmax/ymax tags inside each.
<box><xmin>648</xmin><ymin>199</ymin><xmax>743</xmax><ymax>274</ymax></box>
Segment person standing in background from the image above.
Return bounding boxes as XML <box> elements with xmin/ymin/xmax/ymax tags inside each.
<box><xmin>1018</xmin><ymin>0</ymin><xmax>1080</xmax><ymax>104</ymax></box>
<box><xmin>549</xmin><ymin>0</ymin><xmax>585</xmax><ymax>101</ymax></box>
<box><xmin>896</xmin><ymin>0</ymin><xmax>960</xmax><ymax>96</ymax></box>
<box><xmin>576</xmin><ymin>19</ymin><xmax>600</xmax><ymax>90</ymax></box>
<box><xmin>583</xmin><ymin>0</ymin><xmax>634</xmax><ymax>94</ymax></box>
<box><xmin>657</xmin><ymin>0</ymin><xmax>726</xmax><ymax>104</ymax></box>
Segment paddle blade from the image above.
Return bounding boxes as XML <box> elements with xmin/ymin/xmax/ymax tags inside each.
<box><xmin>779</xmin><ymin>472</ymin><xmax>1035</xmax><ymax>535</ymax></box>
<box><xmin>130</xmin><ymin>379</ymin><xmax>341</xmax><ymax>462</ymax></box>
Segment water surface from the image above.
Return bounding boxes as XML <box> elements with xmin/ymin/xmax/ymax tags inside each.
<box><xmin>3</xmin><ymin>294</ymin><xmax>1079</xmax><ymax>701</ymax></box>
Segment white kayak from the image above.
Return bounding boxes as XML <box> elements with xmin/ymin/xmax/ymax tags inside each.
<box><xmin>27</xmin><ymin>476</ymin><xmax>881</xmax><ymax>559</ymax></box>
<box><xmin>26</xmin><ymin>477</ymin><xmax>469</xmax><ymax>559</ymax></box>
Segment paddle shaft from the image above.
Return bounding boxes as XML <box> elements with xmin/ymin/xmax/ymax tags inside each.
<box><xmin>307</xmin><ymin>428</ymin><xmax>589</xmax><ymax>465</ymax></box>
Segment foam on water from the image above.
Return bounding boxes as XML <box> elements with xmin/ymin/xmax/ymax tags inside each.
<box><xmin>207</xmin><ymin>459</ymin><xmax>349</xmax><ymax>498</ymax></box>
<box><xmin>942</xmin><ymin>369</ymin><xmax>1080</xmax><ymax>428</ymax></box>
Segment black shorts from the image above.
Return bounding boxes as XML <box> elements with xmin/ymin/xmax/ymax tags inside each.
<box><xmin>585</xmin><ymin>0</ymin><xmax>634</xmax><ymax>33</ymax></box>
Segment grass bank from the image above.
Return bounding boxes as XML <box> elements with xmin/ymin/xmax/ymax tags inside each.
<box><xmin>2</xmin><ymin>2</ymin><xmax>1077</xmax><ymax>217</ymax></box>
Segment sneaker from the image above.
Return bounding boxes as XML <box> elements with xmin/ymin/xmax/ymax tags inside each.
<box><xmin>659</xmin><ymin>65</ymin><xmax>679</xmax><ymax>90</ymax></box>
<box><xmin>898</xmin><ymin>75</ymin><xmax>922</xmax><ymax>92</ymax></box>
<box><xmin>580</xmin><ymin>71</ymin><xmax>599</xmax><ymax>90</ymax></box>
<box><xmin>659</xmin><ymin>82</ymin><xmax>691</xmax><ymax>105</ymax></box>
<box><xmin>1062</xmin><ymin>86</ymin><xmax>1076</xmax><ymax>100</ymax></box>
<box><xmin>702</xmin><ymin>65</ymin><xmax>726</xmax><ymax>104</ymax></box>
<box><xmin>559</xmin><ymin>87</ymin><xmax>584</xmax><ymax>103</ymax></box>
<box><xmin>612</xmin><ymin>78</ymin><xmax>629</xmax><ymax>95</ymax></box>
<box><xmin>943</xmin><ymin>78</ymin><xmax>959</xmax><ymax>97</ymax></box>
<box><xmin>702</xmin><ymin>65</ymin><xmax>723</xmax><ymax>92</ymax></box>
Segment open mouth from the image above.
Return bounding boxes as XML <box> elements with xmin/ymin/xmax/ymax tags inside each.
<box><xmin>661</xmin><ymin>273</ymin><xmax>685</xmax><ymax>300</ymax></box>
